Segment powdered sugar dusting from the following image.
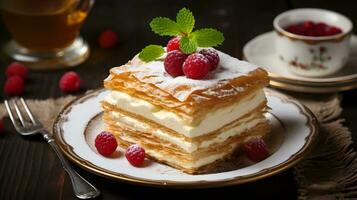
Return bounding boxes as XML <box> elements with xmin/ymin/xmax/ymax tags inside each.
<box><xmin>112</xmin><ymin>49</ymin><xmax>258</xmax><ymax>101</ymax></box>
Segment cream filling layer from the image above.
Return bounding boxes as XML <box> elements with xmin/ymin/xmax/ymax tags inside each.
<box><xmin>103</xmin><ymin>89</ymin><xmax>266</xmax><ymax>138</ymax></box>
<box><xmin>109</xmin><ymin>111</ymin><xmax>265</xmax><ymax>153</ymax></box>
<box><xmin>120</xmin><ymin>133</ymin><xmax>233</xmax><ymax>169</ymax></box>
<box><xmin>147</xmin><ymin>149</ymin><xmax>227</xmax><ymax>169</ymax></box>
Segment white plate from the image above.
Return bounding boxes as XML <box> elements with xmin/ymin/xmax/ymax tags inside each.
<box><xmin>243</xmin><ymin>31</ymin><xmax>357</xmax><ymax>92</ymax></box>
<box><xmin>53</xmin><ymin>89</ymin><xmax>318</xmax><ymax>188</ymax></box>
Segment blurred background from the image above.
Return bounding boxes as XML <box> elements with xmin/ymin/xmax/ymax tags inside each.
<box><xmin>1</xmin><ymin>0</ymin><xmax>356</xmax><ymax>94</ymax></box>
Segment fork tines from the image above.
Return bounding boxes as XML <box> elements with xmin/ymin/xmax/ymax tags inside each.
<box><xmin>4</xmin><ymin>98</ymin><xmax>41</xmax><ymax>134</ymax></box>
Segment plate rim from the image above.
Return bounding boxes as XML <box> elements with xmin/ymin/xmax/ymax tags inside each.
<box><xmin>53</xmin><ymin>88</ymin><xmax>319</xmax><ymax>188</ymax></box>
<box><xmin>243</xmin><ymin>31</ymin><xmax>357</xmax><ymax>85</ymax></box>
<box><xmin>269</xmin><ymin>79</ymin><xmax>357</xmax><ymax>93</ymax></box>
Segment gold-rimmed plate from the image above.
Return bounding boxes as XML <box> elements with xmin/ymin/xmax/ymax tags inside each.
<box><xmin>243</xmin><ymin>31</ymin><xmax>357</xmax><ymax>93</ymax></box>
<box><xmin>53</xmin><ymin>89</ymin><xmax>318</xmax><ymax>188</ymax></box>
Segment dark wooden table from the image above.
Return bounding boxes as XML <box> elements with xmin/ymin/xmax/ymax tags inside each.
<box><xmin>1</xmin><ymin>0</ymin><xmax>357</xmax><ymax>199</ymax></box>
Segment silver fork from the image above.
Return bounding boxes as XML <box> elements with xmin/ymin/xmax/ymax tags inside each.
<box><xmin>5</xmin><ymin>98</ymin><xmax>100</xmax><ymax>199</ymax></box>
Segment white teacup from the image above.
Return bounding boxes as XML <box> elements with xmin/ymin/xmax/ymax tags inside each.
<box><xmin>273</xmin><ymin>8</ymin><xmax>353</xmax><ymax>77</ymax></box>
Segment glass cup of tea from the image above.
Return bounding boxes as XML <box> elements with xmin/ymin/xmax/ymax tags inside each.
<box><xmin>0</xmin><ymin>0</ymin><xmax>94</xmax><ymax>70</ymax></box>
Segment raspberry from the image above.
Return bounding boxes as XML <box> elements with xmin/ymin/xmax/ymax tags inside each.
<box><xmin>199</xmin><ymin>49</ymin><xmax>220</xmax><ymax>71</ymax></box>
<box><xmin>164</xmin><ymin>50</ymin><xmax>188</xmax><ymax>77</ymax></box>
<box><xmin>0</xmin><ymin>119</ymin><xmax>4</xmax><ymax>134</ymax></box>
<box><xmin>3</xmin><ymin>76</ymin><xmax>24</xmax><ymax>96</ymax></box>
<box><xmin>5</xmin><ymin>62</ymin><xmax>28</xmax><ymax>79</ymax></box>
<box><xmin>285</xmin><ymin>21</ymin><xmax>342</xmax><ymax>37</ymax></box>
<box><xmin>166</xmin><ymin>37</ymin><xmax>181</xmax><ymax>52</ymax></box>
<box><xmin>59</xmin><ymin>71</ymin><xmax>81</xmax><ymax>93</ymax></box>
<box><xmin>99</xmin><ymin>29</ymin><xmax>118</xmax><ymax>49</ymax></box>
<box><xmin>325</xmin><ymin>27</ymin><xmax>342</xmax><ymax>36</ymax></box>
<box><xmin>244</xmin><ymin>138</ymin><xmax>270</xmax><ymax>162</ymax></box>
<box><xmin>302</xmin><ymin>21</ymin><xmax>314</xmax><ymax>30</ymax></box>
<box><xmin>182</xmin><ymin>53</ymin><xmax>210</xmax><ymax>79</ymax></box>
<box><xmin>95</xmin><ymin>131</ymin><xmax>118</xmax><ymax>156</ymax></box>
<box><xmin>125</xmin><ymin>144</ymin><xmax>146</xmax><ymax>167</ymax></box>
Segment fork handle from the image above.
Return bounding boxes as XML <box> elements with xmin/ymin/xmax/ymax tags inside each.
<box><xmin>42</xmin><ymin>131</ymin><xmax>100</xmax><ymax>199</ymax></box>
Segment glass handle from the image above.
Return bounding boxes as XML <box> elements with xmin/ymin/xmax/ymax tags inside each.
<box><xmin>76</xmin><ymin>0</ymin><xmax>95</xmax><ymax>13</ymax></box>
<box><xmin>67</xmin><ymin>0</ymin><xmax>95</xmax><ymax>26</ymax></box>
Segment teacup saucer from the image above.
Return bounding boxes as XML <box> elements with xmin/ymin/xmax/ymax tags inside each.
<box><xmin>243</xmin><ymin>31</ymin><xmax>357</xmax><ymax>93</ymax></box>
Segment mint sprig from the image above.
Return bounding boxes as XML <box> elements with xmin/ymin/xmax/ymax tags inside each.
<box><xmin>176</xmin><ymin>8</ymin><xmax>195</xmax><ymax>34</ymax></box>
<box><xmin>150</xmin><ymin>17</ymin><xmax>181</xmax><ymax>36</ymax></box>
<box><xmin>139</xmin><ymin>8</ymin><xmax>225</xmax><ymax>62</ymax></box>
<box><xmin>192</xmin><ymin>28</ymin><xmax>224</xmax><ymax>47</ymax></box>
<box><xmin>180</xmin><ymin>36</ymin><xmax>197</xmax><ymax>54</ymax></box>
<box><xmin>138</xmin><ymin>45</ymin><xmax>165</xmax><ymax>62</ymax></box>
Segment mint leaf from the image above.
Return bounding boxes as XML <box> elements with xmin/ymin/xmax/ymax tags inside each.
<box><xmin>179</xmin><ymin>36</ymin><xmax>197</xmax><ymax>54</ymax></box>
<box><xmin>192</xmin><ymin>28</ymin><xmax>225</xmax><ymax>47</ymax></box>
<box><xmin>150</xmin><ymin>17</ymin><xmax>181</xmax><ymax>36</ymax></box>
<box><xmin>138</xmin><ymin>45</ymin><xmax>165</xmax><ymax>62</ymax></box>
<box><xmin>145</xmin><ymin>8</ymin><xmax>225</xmax><ymax>57</ymax></box>
<box><xmin>176</xmin><ymin>8</ymin><xmax>195</xmax><ymax>34</ymax></box>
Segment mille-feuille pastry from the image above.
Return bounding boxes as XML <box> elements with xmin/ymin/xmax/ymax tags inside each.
<box><xmin>101</xmin><ymin>8</ymin><xmax>271</xmax><ymax>174</ymax></box>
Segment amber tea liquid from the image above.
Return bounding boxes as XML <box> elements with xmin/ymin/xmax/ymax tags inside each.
<box><xmin>1</xmin><ymin>0</ymin><xmax>87</xmax><ymax>51</ymax></box>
